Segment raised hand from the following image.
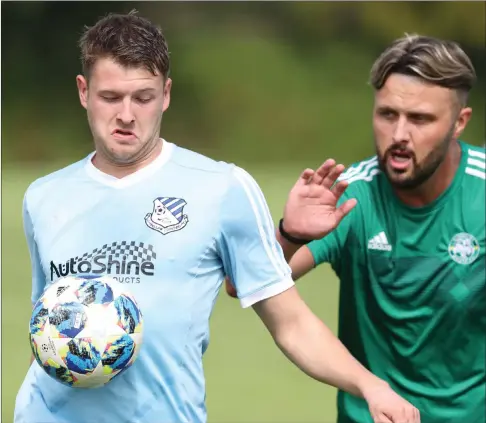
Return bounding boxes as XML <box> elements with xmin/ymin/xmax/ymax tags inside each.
<box><xmin>281</xmin><ymin>159</ymin><xmax>357</xmax><ymax>241</ymax></box>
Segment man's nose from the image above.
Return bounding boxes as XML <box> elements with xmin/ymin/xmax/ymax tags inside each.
<box><xmin>116</xmin><ymin>99</ymin><xmax>135</xmax><ymax>125</ymax></box>
<box><xmin>391</xmin><ymin>116</ymin><xmax>411</xmax><ymax>144</ymax></box>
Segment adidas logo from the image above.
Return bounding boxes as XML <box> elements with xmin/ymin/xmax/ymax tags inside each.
<box><xmin>56</xmin><ymin>285</ymin><xmax>68</xmax><ymax>297</ymax></box>
<box><xmin>368</xmin><ymin>231</ymin><xmax>392</xmax><ymax>251</ymax></box>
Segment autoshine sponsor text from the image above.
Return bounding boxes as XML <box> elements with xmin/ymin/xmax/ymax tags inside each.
<box><xmin>50</xmin><ymin>241</ymin><xmax>156</xmax><ymax>283</ymax></box>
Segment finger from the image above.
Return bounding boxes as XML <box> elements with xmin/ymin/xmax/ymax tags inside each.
<box><xmin>335</xmin><ymin>198</ymin><xmax>357</xmax><ymax>222</ymax></box>
<box><xmin>322</xmin><ymin>163</ymin><xmax>346</xmax><ymax>188</ymax></box>
<box><xmin>414</xmin><ymin>407</ymin><xmax>421</xmax><ymax>423</ymax></box>
<box><xmin>296</xmin><ymin>168</ymin><xmax>315</xmax><ymax>186</ymax></box>
<box><xmin>400</xmin><ymin>405</ymin><xmax>420</xmax><ymax>423</ymax></box>
<box><xmin>312</xmin><ymin>159</ymin><xmax>335</xmax><ymax>184</ymax></box>
<box><xmin>371</xmin><ymin>412</ymin><xmax>393</xmax><ymax>423</ymax></box>
<box><xmin>404</xmin><ymin>408</ymin><xmax>419</xmax><ymax>423</ymax></box>
<box><xmin>331</xmin><ymin>180</ymin><xmax>349</xmax><ymax>199</ymax></box>
<box><xmin>406</xmin><ymin>407</ymin><xmax>420</xmax><ymax>423</ymax></box>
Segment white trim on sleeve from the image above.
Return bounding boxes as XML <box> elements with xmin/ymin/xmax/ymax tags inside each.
<box><xmin>239</xmin><ymin>277</ymin><xmax>295</xmax><ymax>309</ymax></box>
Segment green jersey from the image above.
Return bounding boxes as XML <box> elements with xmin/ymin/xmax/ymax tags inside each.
<box><xmin>308</xmin><ymin>141</ymin><xmax>485</xmax><ymax>423</ymax></box>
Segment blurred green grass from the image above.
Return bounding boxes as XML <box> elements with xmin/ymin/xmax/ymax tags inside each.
<box><xmin>2</xmin><ymin>162</ymin><xmax>340</xmax><ymax>423</ymax></box>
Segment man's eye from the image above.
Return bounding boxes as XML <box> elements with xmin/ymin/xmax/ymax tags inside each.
<box><xmin>380</xmin><ymin>110</ymin><xmax>395</xmax><ymax>118</ymax></box>
<box><xmin>136</xmin><ymin>97</ymin><xmax>152</xmax><ymax>104</ymax></box>
<box><xmin>409</xmin><ymin>114</ymin><xmax>432</xmax><ymax>123</ymax></box>
<box><xmin>101</xmin><ymin>96</ymin><xmax>119</xmax><ymax>102</ymax></box>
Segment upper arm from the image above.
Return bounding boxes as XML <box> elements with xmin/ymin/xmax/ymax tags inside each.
<box><xmin>252</xmin><ymin>285</ymin><xmax>312</xmax><ymax>338</ymax></box>
<box><xmin>23</xmin><ymin>193</ymin><xmax>46</xmax><ymax>305</ymax></box>
<box><xmin>218</xmin><ymin>166</ymin><xmax>294</xmax><ymax>308</ymax></box>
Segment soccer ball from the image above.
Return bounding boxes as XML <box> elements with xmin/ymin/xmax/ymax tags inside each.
<box><xmin>29</xmin><ymin>275</ymin><xmax>143</xmax><ymax>388</ymax></box>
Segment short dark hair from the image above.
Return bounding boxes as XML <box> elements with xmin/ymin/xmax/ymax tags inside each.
<box><xmin>370</xmin><ymin>33</ymin><xmax>476</xmax><ymax>106</ymax></box>
<box><xmin>79</xmin><ymin>10</ymin><xmax>170</xmax><ymax>81</ymax></box>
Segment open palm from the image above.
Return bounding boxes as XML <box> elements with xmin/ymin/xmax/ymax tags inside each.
<box><xmin>282</xmin><ymin>159</ymin><xmax>357</xmax><ymax>240</ymax></box>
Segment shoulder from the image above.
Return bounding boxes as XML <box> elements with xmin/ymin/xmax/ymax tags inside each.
<box><xmin>24</xmin><ymin>156</ymin><xmax>89</xmax><ymax>209</ymax></box>
<box><xmin>169</xmin><ymin>142</ymin><xmax>261</xmax><ymax>194</ymax></box>
<box><xmin>169</xmin><ymin>145</ymin><xmax>268</xmax><ymax>232</ymax></box>
<box><xmin>461</xmin><ymin>141</ymin><xmax>485</xmax><ymax>184</ymax></box>
<box><xmin>169</xmin><ymin>143</ymin><xmax>234</xmax><ymax>176</ymax></box>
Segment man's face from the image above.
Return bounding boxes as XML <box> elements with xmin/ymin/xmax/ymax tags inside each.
<box><xmin>76</xmin><ymin>57</ymin><xmax>171</xmax><ymax>165</ymax></box>
<box><xmin>372</xmin><ymin>73</ymin><xmax>471</xmax><ymax>189</ymax></box>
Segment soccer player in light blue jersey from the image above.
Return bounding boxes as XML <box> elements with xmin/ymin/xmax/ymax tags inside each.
<box><xmin>14</xmin><ymin>11</ymin><xmax>420</xmax><ymax>423</ymax></box>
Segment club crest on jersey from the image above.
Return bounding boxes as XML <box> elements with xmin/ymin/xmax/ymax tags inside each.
<box><xmin>448</xmin><ymin>232</ymin><xmax>480</xmax><ymax>265</ymax></box>
<box><xmin>145</xmin><ymin>197</ymin><xmax>189</xmax><ymax>235</ymax></box>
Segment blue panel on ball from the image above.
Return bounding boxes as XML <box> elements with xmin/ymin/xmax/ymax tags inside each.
<box><xmin>76</xmin><ymin>279</ymin><xmax>114</xmax><ymax>306</ymax></box>
<box><xmin>49</xmin><ymin>302</ymin><xmax>87</xmax><ymax>338</ymax></box>
<box><xmin>30</xmin><ymin>300</ymin><xmax>49</xmax><ymax>335</ymax></box>
<box><xmin>63</xmin><ymin>338</ymin><xmax>101</xmax><ymax>374</ymax></box>
<box><xmin>114</xmin><ymin>295</ymin><xmax>142</xmax><ymax>334</ymax></box>
<box><xmin>102</xmin><ymin>334</ymin><xmax>135</xmax><ymax>372</ymax></box>
<box><xmin>42</xmin><ymin>358</ymin><xmax>76</xmax><ymax>386</ymax></box>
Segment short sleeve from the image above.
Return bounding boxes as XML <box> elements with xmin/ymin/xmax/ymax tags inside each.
<box><xmin>218</xmin><ymin>166</ymin><xmax>294</xmax><ymax>308</ymax></box>
<box><xmin>307</xmin><ymin>191</ymin><xmax>358</xmax><ymax>268</ymax></box>
<box><xmin>23</xmin><ymin>193</ymin><xmax>46</xmax><ymax>305</ymax></box>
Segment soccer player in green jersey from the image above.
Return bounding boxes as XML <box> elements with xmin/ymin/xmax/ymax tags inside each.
<box><xmin>226</xmin><ymin>34</ymin><xmax>485</xmax><ymax>423</ymax></box>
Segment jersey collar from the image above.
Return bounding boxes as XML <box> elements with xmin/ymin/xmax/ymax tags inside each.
<box><xmin>84</xmin><ymin>139</ymin><xmax>174</xmax><ymax>189</ymax></box>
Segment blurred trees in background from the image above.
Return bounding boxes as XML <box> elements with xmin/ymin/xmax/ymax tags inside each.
<box><xmin>2</xmin><ymin>1</ymin><xmax>484</xmax><ymax>167</ymax></box>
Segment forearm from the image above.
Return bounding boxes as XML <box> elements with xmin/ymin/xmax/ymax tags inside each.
<box><xmin>273</xmin><ymin>310</ymin><xmax>387</xmax><ymax>398</ymax></box>
<box><xmin>275</xmin><ymin>228</ymin><xmax>301</xmax><ymax>262</ymax></box>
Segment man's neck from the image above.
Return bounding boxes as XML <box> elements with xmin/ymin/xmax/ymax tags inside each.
<box><xmin>92</xmin><ymin>139</ymin><xmax>163</xmax><ymax>179</ymax></box>
<box><xmin>393</xmin><ymin>141</ymin><xmax>462</xmax><ymax>208</ymax></box>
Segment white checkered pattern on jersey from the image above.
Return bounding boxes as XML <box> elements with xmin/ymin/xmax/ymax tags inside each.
<box><xmin>74</xmin><ymin>241</ymin><xmax>156</xmax><ymax>263</ymax></box>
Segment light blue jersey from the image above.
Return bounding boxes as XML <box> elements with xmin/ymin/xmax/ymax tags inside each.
<box><xmin>15</xmin><ymin>140</ymin><xmax>294</xmax><ymax>423</ymax></box>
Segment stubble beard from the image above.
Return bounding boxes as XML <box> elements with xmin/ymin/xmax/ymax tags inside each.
<box><xmin>376</xmin><ymin>129</ymin><xmax>454</xmax><ymax>191</ymax></box>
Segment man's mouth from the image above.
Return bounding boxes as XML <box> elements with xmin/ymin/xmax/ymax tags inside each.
<box><xmin>391</xmin><ymin>150</ymin><xmax>412</xmax><ymax>161</ymax></box>
<box><xmin>112</xmin><ymin>129</ymin><xmax>136</xmax><ymax>140</ymax></box>
<box><xmin>388</xmin><ymin>149</ymin><xmax>414</xmax><ymax>170</ymax></box>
